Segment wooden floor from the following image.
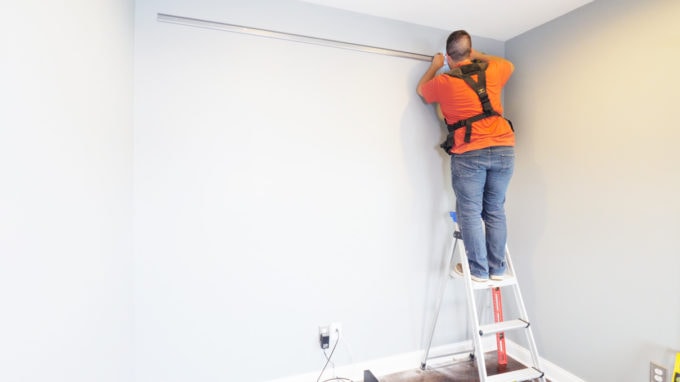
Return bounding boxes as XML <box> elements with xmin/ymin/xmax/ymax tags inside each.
<box><xmin>376</xmin><ymin>352</ymin><xmax>547</xmax><ymax>382</ymax></box>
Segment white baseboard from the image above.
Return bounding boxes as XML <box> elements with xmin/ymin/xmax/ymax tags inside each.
<box><xmin>267</xmin><ymin>338</ymin><xmax>585</xmax><ymax>382</ymax></box>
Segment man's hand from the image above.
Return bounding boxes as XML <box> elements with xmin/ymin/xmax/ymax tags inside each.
<box><xmin>416</xmin><ymin>53</ymin><xmax>445</xmax><ymax>97</ymax></box>
<box><xmin>431</xmin><ymin>52</ymin><xmax>446</xmax><ymax>70</ymax></box>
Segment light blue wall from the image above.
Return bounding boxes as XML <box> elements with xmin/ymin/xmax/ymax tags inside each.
<box><xmin>0</xmin><ymin>1</ymin><xmax>135</xmax><ymax>382</ymax></box>
<box><xmin>133</xmin><ymin>1</ymin><xmax>507</xmax><ymax>381</ymax></box>
<box><xmin>505</xmin><ymin>0</ymin><xmax>680</xmax><ymax>380</ymax></box>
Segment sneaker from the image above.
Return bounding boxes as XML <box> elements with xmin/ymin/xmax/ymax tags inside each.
<box><xmin>454</xmin><ymin>263</ymin><xmax>489</xmax><ymax>282</ymax></box>
<box><xmin>490</xmin><ymin>274</ymin><xmax>507</xmax><ymax>281</ymax></box>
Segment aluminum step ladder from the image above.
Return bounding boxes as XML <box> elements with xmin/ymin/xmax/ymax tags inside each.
<box><xmin>420</xmin><ymin>212</ymin><xmax>546</xmax><ymax>382</ymax></box>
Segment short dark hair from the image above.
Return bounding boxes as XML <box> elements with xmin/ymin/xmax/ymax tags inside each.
<box><xmin>446</xmin><ymin>30</ymin><xmax>471</xmax><ymax>62</ymax></box>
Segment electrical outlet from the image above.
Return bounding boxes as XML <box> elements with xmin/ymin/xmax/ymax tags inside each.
<box><xmin>318</xmin><ymin>325</ymin><xmax>330</xmax><ymax>349</ymax></box>
<box><xmin>318</xmin><ymin>322</ymin><xmax>342</xmax><ymax>350</ymax></box>
<box><xmin>651</xmin><ymin>362</ymin><xmax>667</xmax><ymax>382</ymax></box>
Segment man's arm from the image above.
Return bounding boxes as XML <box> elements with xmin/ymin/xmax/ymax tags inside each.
<box><xmin>416</xmin><ymin>52</ymin><xmax>445</xmax><ymax>98</ymax></box>
<box><xmin>470</xmin><ymin>49</ymin><xmax>514</xmax><ymax>71</ymax></box>
<box><xmin>436</xmin><ymin>104</ymin><xmax>444</xmax><ymax>121</ymax></box>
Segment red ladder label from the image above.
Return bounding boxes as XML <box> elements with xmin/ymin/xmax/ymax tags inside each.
<box><xmin>492</xmin><ymin>287</ymin><xmax>507</xmax><ymax>365</ymax></box>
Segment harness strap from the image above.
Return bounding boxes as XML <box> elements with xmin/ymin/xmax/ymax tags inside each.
<box><xmin>446</xmin><ymin>110</ymin><xmax>501</xmax><ymax>141</ymax></box>
<box><xmin>441</xmin><ymin>60</ymin><xmax>512</xmax><ymax>153</ymax></box>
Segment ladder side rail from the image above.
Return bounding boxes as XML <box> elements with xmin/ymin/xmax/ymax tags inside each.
<box><xmin>505</xmin><ymin>249</ymin><xmax>531</xmax><ymax>322</ymax></box>
<box><xmin>505</xmin><ymin>247</ymin><xmax>546</xmax><ymax>381</ymax></box>
<box><xmin>420</xmin><ymin>232</ymin><xmax>460</xmax><ymax>368</ymax></box>
<box><xmin>459</xmin><ymin>240</ymin><xmax>489</xmax><ymax>381</ymax></box>
<box><xmin>523</xmin><ymin>326</ymin><xmax>545</xmax><ymax>381</ymax></box>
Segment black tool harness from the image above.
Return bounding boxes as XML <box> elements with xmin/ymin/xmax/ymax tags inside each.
<box><xmin>441</xmin><ymin>59</ymin><xmax>513</xmax><ymax>153</ymax></box>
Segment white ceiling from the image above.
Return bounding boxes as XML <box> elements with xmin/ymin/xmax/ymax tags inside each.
<box><xmin>300</xmin><ymin>0</ymin><xmax>594</xmax><ymax>41</ymax></box>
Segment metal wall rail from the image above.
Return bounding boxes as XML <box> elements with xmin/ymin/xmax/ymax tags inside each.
<box><xmin>157</xmin><ymin>13</ymin><xmax>433</xmax><ymax>62</ymax></box>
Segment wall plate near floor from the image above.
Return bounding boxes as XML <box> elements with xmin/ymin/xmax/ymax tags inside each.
<box><xmin>318</xmin><ymin>325</ymin><xmax>330</xmax><ymax>349</ymax></box>
<box><xmin>650</xmin><ymin>362</ymin><xmax>667</xmax><ymax>382</ymax></box>
<box><xmin>318</xmin><ymin>322</ymin><xmax>341</xmax><ymax>349</ymax></box>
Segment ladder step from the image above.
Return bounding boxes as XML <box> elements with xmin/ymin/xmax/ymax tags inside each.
<box><xmin>486</xmin><ymin>367</ymin><xmax>544</xmax><ymax>382</ymax></box>
<box><xmin>479</xmin><ymin>319</ymin><xmax>530</xmax><ymax>336</ymax></box>
<box><xmin>471</xmin><ymin>276</ymin><xmax>518</xmax><ymax>290</ymax></box>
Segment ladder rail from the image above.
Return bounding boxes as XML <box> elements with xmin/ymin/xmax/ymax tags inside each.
<box><xmin>460</xmin><ymin>247</ymin><xmax>490</xmax><ymax>381</ymax></box>
<box><xmin>420</xmin><ymin>231</ymin><xmax>460</xmax><ymax>368</ymax></box>
<box><xmin>505</xmin><ymin>246</ymin><xmax>544</xmax><ymax>373</ymax></box>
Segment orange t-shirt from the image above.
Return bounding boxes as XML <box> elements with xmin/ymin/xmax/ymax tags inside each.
<box><xmin>420</xmin><ymin>59</ymin><xmax>514</xmax><ymax>154</ymax></box>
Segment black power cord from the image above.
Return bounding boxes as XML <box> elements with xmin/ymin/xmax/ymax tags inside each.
<box><xmin>316</xmin><ymin>329</ymin><xmax>352</xmax><ymax>382</ymax></box>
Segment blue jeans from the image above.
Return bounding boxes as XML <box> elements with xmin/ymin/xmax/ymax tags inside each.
<box><xmin>451</xmin><ymin>146</ymin><xmax>515</xmax><ymax>279</ymax></box>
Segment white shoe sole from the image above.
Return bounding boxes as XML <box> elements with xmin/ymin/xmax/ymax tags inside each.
<box><xmin>454</xmin><ymin>263</ymin><xmax>489</xmax><ymax>282</ymax></box>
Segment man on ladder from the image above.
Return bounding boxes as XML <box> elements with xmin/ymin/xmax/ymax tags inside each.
<box><xmin>417</xmin><ymin>29</ymin><xmax>515</xmax><ymax>283</ymax></box>
<box><xmin>417</xmin><ymin>31</ymin><xmax>546</xmax><ymax>382</ymax></box>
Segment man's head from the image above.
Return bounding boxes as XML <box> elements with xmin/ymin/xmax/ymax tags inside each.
<box><xmin>446</xmin><ymin>30</ymin><xmax>471</xmax><ymax>64</ymax></box>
